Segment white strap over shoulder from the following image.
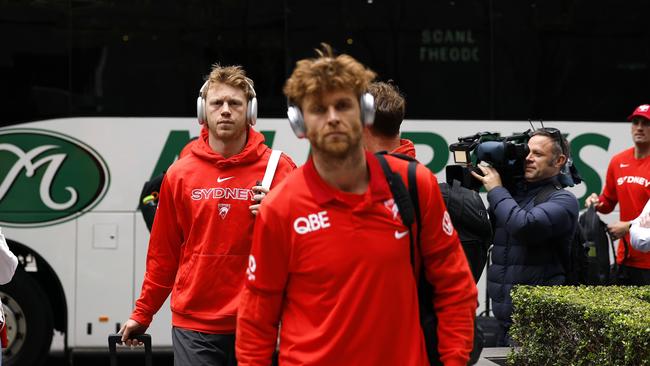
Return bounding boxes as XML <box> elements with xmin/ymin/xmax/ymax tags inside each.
<box><xmin>261</xmin><ymin>150</ymin><xmax>283</xmax><ymax>190</ymax></box>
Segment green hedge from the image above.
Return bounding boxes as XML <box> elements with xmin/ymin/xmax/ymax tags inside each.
<box><xmin>509</xmin><ymin>286</ymin><xmax>650</xmax><ymax>366</ymax></box>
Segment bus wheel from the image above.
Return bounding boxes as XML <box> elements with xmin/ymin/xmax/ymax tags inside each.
<box><xmin>0</xmin><ymin>267</ymin><xmax>54</xmax><ymax>366</ymax></box>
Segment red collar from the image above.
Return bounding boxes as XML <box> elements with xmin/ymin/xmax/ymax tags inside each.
<box><xmin>303</xmin><ymin>151</ymin><xmax>392</xmax><ymax>206</ymax></box>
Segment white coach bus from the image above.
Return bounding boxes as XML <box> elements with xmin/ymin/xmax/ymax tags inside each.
<box><xmin>0</xmin><ymin>117</ymin><xmax>628</xmax><ymax>365</ymax></box>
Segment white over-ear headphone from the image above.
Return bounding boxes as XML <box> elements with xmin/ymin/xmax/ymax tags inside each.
<box><xmin>286</xmin><ymin>92</ymin><xmax>375</xmax><ymax>138</ymax></box>
<box><xmin>196</xmin><ymin>79</ymin><xmax>258</xmax><ymax>126</ymax></box>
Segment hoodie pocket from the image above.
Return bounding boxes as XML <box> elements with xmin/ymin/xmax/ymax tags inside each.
<box><xmin>173</xmin><ymin>253</ymin><xmax>247</xmax><ymax>316</ymax></box>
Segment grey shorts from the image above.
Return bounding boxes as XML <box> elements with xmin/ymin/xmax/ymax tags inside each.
<box><xmin>172</xmin><ymin>327</ymin><xmax>237</xmax><ymax>366</ymax></box>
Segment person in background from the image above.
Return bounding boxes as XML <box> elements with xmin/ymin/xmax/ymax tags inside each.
<box><xmin>236</xmin><ymin>44</ymin><xmax>476</xmax><ymax>366</ymax></box>
<box><xmin>0</xmin><ymin>227</ymin><xmax>19</xmax><ymax>366</ymax></box>
<box><xmin>363</xmin><ymin>81</ymin><xmax>415</xmax><ymax>158</ymax></box>
<box><xmin>585</xmin><ymin>103</ymin><xmax>650</xmax><ymax>284</ymax></box>
<box><xmin>630</xmin><ymin>198</ymin><xmax>650</xmax><ymax>252</ymax></box>
<box><xmin>119</xmin><ymin>64</ymin><xmax>296</xmax><ymax>366</ymax></box>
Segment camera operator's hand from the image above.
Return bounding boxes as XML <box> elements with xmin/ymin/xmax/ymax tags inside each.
<box><xmin>584</xmin><ymin>193</ymin><xmax>602</xmax><ymax>209</ymax></box>
<box><xmin>470</xmin><ymin>165</ymin><xmax>502</xmax><ymax>192</ymax></box>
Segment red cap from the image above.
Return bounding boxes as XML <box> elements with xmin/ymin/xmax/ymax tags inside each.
<box><xmin>627</xmin><ymin>104</ymin><xmax>650</xmax><ymax>121</ymax></box>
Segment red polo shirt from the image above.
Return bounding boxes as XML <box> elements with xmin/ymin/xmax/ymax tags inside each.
<box><xmin>236</xmin><ymin>152</ymin><xmax>476</xmax><ymax>366</ymax></box>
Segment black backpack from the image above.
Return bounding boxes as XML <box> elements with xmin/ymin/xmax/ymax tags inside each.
<box><xmin>438</xmin><ymin>180</ymin><xmax>492</xmax><ymax>283</ymax></box>
<box><xmin>375</xmin><ymin>153</ymin><xmax>482</xmax><ymax>366</ymax></box>
<box><xmin>139</xmin><ymin>173</ymin><xmax>166</xmax><ymax>232</ymax></box>
<box><xmin>533</xmin><ymin>185</ymin><xmax>613</xmax><ymax>285</ymax></box>
<box><xmin>580</xmin><ymin>204</ymin><xmax>616</xmax><ymax>285</ymax></box>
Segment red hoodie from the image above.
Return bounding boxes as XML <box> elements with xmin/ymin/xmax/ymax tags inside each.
<box><xmin>392</xmin><ymin>138</ymin><xmax>416</xmax><ymax>158</ymax></box>
<box><xmin>130</xmin><ymin>127</ymin><xmax>296</xmax><ymax>333</ymax></box>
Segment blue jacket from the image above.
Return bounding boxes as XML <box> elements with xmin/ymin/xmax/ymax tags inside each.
<box><xmin>486</xmin><ymin>176</ymin><xmax>579</xmax><ymax>326</ymax></box>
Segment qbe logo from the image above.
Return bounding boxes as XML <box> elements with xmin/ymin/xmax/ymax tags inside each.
<box><xmin>293</xmin><ymin>211</ymin><xmax>330</xmax><ymax>235</ymax></box>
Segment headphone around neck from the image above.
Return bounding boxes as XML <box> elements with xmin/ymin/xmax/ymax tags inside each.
<box><xmin>286</xmin><ymin>92</ymin><xmax>375</xmax><ymax>138</ymax></box>
<box><xmin>196</xmin><ymin>79</ymin><xmax>258</xmax><ymax>126</ymax></box>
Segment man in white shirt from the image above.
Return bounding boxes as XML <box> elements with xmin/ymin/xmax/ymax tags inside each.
<box><xmin>630</xmin><ymin>199</ymin><xmax>650</xmax><ymax>252</ymax></box>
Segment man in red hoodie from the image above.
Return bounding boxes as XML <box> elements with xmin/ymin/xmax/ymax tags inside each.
<box><xmin>236</xmin><ymin>44</ymin><xmax>476</xmax><ymax>366</ymax></box>
<box><xmin>585</xmin><ymin>103</ymin><xmax>650</xmax><ymax>284</ymax></box>
<box><xmin>120</xmin><ymin>64</ymin><xmax>296</xmax><ymax>365</ymax></box>
<box><xmin>363</xmin><ymin>81</ymin><xmax>416</xmax><ymax>158</ymax></box>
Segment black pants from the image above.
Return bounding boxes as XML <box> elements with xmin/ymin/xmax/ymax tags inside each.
<box><xmin>618</xmin><ymin>264</ymin><xmax>650</xmax><ymax>285</ymax></box>
<box><xmin>496</xmin><ymin>321</ymin><xmax>514</xmax><ymax>347</ymax></box>
<box><xmin>172</xmin><ymin>327</ymin><xmax>237</xmax><ymax>366</ymax></box>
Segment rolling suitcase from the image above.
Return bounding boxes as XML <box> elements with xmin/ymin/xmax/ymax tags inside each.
<box><xmin>108</xmin><ymin>333</ymin><xmax>152</xmax><ymax>366</ymax></box>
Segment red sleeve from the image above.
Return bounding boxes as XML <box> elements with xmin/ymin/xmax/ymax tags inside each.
<box><xmin>131</xmin><ymin>175</ymin><xmax>183</xmax><ymax>326</ymax></box>
<box><xmin>236</xmin><ymin>202</ymin><xmax>290</xmax><ymax>365</ymax></box>
<box><xmin>598</xmin><ymin>158</ymin><xmax>618</xmax><ymax>214</ymax></box>
<box><xmin>417</xmin><ymin>166</ymin><xmax>477</xmax><ymax>366</ymax></box>
<box><xmin>1</xmin><ymin>323</ymin><xmax>8</xmax><ymax>348</ymax></box>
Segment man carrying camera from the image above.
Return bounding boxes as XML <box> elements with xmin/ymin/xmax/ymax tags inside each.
<box><xmin>471</xmin><ymin>128</ymin><xmax>579</xmax><ymax>346</ymax></box>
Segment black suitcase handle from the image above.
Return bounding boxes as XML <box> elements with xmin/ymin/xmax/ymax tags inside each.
<box><xmin>108</xmin><ymin>333</ymin><xmax>152</xmax><ymax>366</ymax></box>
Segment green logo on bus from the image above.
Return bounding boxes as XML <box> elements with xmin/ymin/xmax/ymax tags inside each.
<box><xmin>0</xmin><ymin>128</ymin><xmax>110</xmax><ymax>227</ymax></box>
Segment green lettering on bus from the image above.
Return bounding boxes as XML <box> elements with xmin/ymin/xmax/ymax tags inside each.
<box><xmin>401</xmin><ymin>131</ymin><xmax>450</xmax><ymax>174</ymax></box>
<box><xmin>260</xmin><ymin>131</ymin><xmax>275</xmax><ymax>148</ymax></box>
<box><xmin>150</xmin><ymin>130</ymin><xmax>191</xmax><ymax>180</ymax></box>
<box><xmin>570</xmin><ymin>133</ymin><xmax>610</xmax><ymax>203</ymax></box>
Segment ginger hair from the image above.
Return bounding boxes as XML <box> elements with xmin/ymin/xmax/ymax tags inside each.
<box><xmin>283</xmin><ymin>43</ymin><xmax>376</xmax><ymax>107</ymax></box>
<box><xmin>205</xmin><ymin>64</ymin><xmax>255</xmax><ymax>100</ymax></box>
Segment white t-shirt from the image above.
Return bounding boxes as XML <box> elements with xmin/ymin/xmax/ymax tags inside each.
<box><xmin>630</xmin><ymin>199</ymin><xmax>650</xmax><ymax>252</ymax></box>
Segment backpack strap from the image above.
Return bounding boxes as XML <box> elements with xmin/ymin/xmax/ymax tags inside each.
<box><xmin>375</xmin><ymin>153</ymin><xmax>416</xmax><ymax>270</ymax></box>
<box><xmin>261</xmin><ymin>149</ymin><xmax>282</xmax><ymax>190</ymax></box>
<box><xmin>376</xmin><ymin>152</ymin><xmax>443</xmax><ymax>365</ymax></box>
<box><xmin>449</xmin><ymin>179</ymin><xmax>464</xmax><ymax>222</ymax></box>
<box><xmin>533</xmin><ymin>181</ymin><xmax>562</xmax><ymax>206</ymax></box>
<box><xmin>407</xmin><ymin>160</ymin><xmax>422</xmax><ymax>259</ymax></box>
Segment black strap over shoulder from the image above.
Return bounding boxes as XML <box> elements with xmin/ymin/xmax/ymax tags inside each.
<box><xmin>375</xmin><ymin>154</ymin><xmax>415</xmax><ymax>227</ymax></box>
<box><xmin>375</xmin><ymin>153</ymin><xmax>416</xmax><ymax>269</ymax></box>
<box><xmin>533</xmin><ymin>181</ymin><xmax>562</xmax><ymax>206</ymax></box>
<box><xmin>375</xmin><ymin>152</ymin><xmax>443</xmax><ymax>366</ymax></box>
<box><xmin>408</xmin><ymin>160</ymin><xmax>421</xmax><ymax>249</ymax></box>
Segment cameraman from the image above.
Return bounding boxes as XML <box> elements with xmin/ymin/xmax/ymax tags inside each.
<box><xmin>471</xmin><ymin>128</ymin><xmax>579</xmax><ymax>346</ymax></box>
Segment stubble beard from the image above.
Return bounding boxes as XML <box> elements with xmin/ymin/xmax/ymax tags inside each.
<box><xmin>209</xmin><ymin>119</ymin><xmax>247</xmax><ymax>143</ymax></box>
<box><xmin>308</xmin><ymin>125</ymin><xmax>363</xmax><ymax>160</ymax></box>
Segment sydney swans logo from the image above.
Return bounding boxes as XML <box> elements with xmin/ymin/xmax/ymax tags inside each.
<box><xmin>0</xmin><ymin>129</ymin><xmax>110</xmax><ymax>227</ymax></box>
<box><xmin>0</xmin><ymin>144</ymin><xmax>78</xmax><ymax>210</ymax></box>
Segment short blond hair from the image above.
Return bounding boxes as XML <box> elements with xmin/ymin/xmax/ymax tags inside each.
<box><xmin>206</xmin><ymin>64</ymin><xmax>255</xmax><ymax>100</ymax></box>
<box><xmin>283</xmin><ymin>43</ymin><xmax>376</xmax><ymax>107</ymax></box>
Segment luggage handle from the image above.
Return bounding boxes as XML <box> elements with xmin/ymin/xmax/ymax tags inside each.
<box><xmin>108</xmin><ymin>333</ymin><xmax>152</xmax><ymax>366</ymax></box>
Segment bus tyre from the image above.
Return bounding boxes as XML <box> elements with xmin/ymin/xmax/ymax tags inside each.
<box><xmin>0</xmin><ymin>267</ymin><xmax>54</xmax><ymax>366</ymax></box>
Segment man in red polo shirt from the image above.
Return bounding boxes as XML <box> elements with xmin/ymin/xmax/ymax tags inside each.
<box><xmin>585</xmin><ymin>103</ymin><xmax>650</xmax><ymax>284</ymax></box>
<box><xmin>236</xmin><ymin>44</ymin><xmax>476</xmax><ymax>366</ymax></box>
